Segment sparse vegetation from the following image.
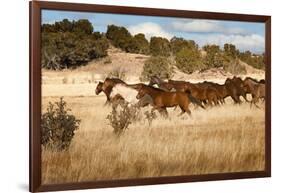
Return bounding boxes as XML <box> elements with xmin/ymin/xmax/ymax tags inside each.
<box><xmin>223</xmin><ymin>58</ymin><xmax>247</xmax><ymax>75</ymax></box>
<box><xmin>41</xmin><ymin>97</ymin><xmax>80</xmax><ymax>151</ymax></box>
<box><xmin>239</xmin><ymin>51</ymin><xmax>265</xmax><ymax>70</ymax></box>
<box><xmin>41</xmin><ymin>19</ymin><xmax>265</xmax><ymax>74</ymax></box>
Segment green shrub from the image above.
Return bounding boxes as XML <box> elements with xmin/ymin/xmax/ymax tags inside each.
<box><xmin>41</xmin><ymin>31</ymin><xmax>109</xmax><ymax>70</ymax></box>
<box><xmin>203</xmin><ymin>44</ymin><xmax>224</xmax><ymax>69</ymax></box>
<box><xmin>106</xmin><ymin>25</ymin><xmax>132</xmax><ymax>51</ymax></box>
<box><xmin>126</xmin><ymin>33</ymin><xmax>150</xmax><ymax>54</ymax></box>
<box><xmin>107</xmin><ymin>102</ymin><xmax>138</xmax><ymax>135</ymax></box>
<box><xmin>140</xmin><ymin>56</ymin><xmax>173</xmax><ymax>81</ymax></box>
<box><xmin>175</xmin><ymin>47</ymin><xmax>203</xmax><ymax>74</ymax></box>
<box><xmin>42</xmin><ymin>19</ymin><xmax>93</xmax><ymax>34</ymax></box>
<box><xmin>223</xmin><ymin>43</ymin><xmax>240</xmax><ymax>59</ymax></box>
<box><xmin>170</xmin><ymin>37</ymin><xmax>197</xmax><ymax>54</ymax></box>
<box><xmin>41</xmin><ymin>98</ymin><xmax>81</xmax><ymax>151</ymax></box>
<box><xmin>150</xmin><ymin>36</ymin><xmax>171</xmax><ymax>56</ymax></box>
<box><xmin>41</xmin><ymin>19</ymin><xmax>109</xmax><ymax>70</ymax></box>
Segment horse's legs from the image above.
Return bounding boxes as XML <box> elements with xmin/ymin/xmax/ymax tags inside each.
<box><xmin>104</xmin><ymin>100</ymin><xmax>110</xmax><ymax>106</ymax></box>
<box><xmin>159</xmin><ymin>107</ymin><xmax>168</xmax><ymax>118</ymax></box>
<box><xmin>179</xmin><ymin>105</ymin><xmax>192</xmax><ymax>117</ymax></box>
<box><xmin>252</xmin><ymin>96</ymin><xmax>260</xmax><ymax>109</ymax></box>
<box><xmin>243</xmin><ymin>94</ymin><xmax>249</xmax><ymax>103</ymax></box>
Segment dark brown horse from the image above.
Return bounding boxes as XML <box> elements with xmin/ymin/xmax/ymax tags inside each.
<box><xmin>201</xmin><ymin>81</ymin><xmax>229</xmax><ymax>104</ymax></box>
<box><xmin>136</xmin><ymin>84</ymin><xmax>204</xmax><ymax>117</ymax></box>
<box><xmin>148</xmin><ymin>76</ymin><xmax>175</xmax><ymax>91</ymax></box>
<box><xmin>225</xmin><ymin>76</ymin><xmax>248</xmax><ymax>104</ymax></box>
<box><xmin>243</xmin><ymin>77</ymin><xmax>265</xmax><ymax>107</ymax></box>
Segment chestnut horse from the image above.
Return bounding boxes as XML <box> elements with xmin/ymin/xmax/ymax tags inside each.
<box><xmin>167</xmin><ymin>79</ymin><xmax>219</xmax><ymax>106</ymax></box>
<box><xmin>95</xmin><ymin>78</ymin><xmax>126</xmax><ymax>104</ymax></box>
<box><xmin>136</xmin><ymin>84</ymin><xmax>204</xmax><ymax>117</ymax></box>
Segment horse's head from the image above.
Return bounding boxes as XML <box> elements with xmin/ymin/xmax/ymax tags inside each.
<box><xmin>136</xmin><ymin>87</ymin><xmax>147</xmax><ymax>99</ymax></box>
<box><xmin>95</xmin><ymin>81</ymin><xmax>103</xmax><ymax>95</ymax></box>
<box><xmin>242</xmin><ymin>78</ymin><xmax>252</xmax><ymax>92</ymax></box>
<box><xmin>148</xmin><ymin>76</ymin><xmax>158</xmax><ymax>86</ymax></box>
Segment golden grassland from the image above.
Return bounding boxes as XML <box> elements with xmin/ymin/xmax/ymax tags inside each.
<box><xmin>42</xmin><ymin>95</ymin><xmax>265</xmax><ymax>184</ymax></box>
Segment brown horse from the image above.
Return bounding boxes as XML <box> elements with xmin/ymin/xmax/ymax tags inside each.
<box><xmin>95</xmin><ymin>78</ymin><xmax>125</xmax><ymax>104</ymax></box>
<box><xmin>148</xmin><ymin>76</ymin><xmax>175</xmax><ymax>91</ymax></box>
<box><xmin>225</xmin><ymin>76</ymin><xmax>248</xmax><ymax>104</ymax></box>
<box><xmin>201</xmin><ymin>81</ymin><xmax>229</xmax><ymax>104</ymax></box>
<box><xmin>243</xmin><ymin>77</ymin><xmax>265</xmax><ymax>107</ymax></box>
<box><xmin>167</xmin><ymin>79</ymin><xmax>219</xmax><ymax>106</ymax></box>
<box><xmin>136</xmin><ymin>84</ymin><xmax>204</xmax><ymax>117</ymax></box>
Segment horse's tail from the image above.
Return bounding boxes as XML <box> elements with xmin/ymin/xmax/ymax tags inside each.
<box><xmin>186</xmin><ymin>90</ymin><xmax>205</xmax><ymax>109</ymax></box>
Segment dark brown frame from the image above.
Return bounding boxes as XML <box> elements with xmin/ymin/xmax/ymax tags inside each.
<box><xmin>30</xmin><ymin>1</ymin><xmax>271</xmax><ymax>192</ymax></box>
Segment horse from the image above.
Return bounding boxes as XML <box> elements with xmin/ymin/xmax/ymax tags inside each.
<box><xmin>225</xmin><ymin>77</ymin><xmax>248</xmax><ymax>104</ymax></box>
<box><xmin>167</xmin><ymin>79</ymin><xmax>219</xmax><ymax>106</ymax></box>
<box><xmin>243</xmin><ymin>77</ymin><xmax>265</xmax><ymax>107</ymax></box>
<box><xmin>201</xmin><ymin>81</ymin><xmax>229</xmax><ymax>104</ymax></box>
<box><xmin>95</xmin><ymin>78</ymin><xmax>126</xmax><ymax>105</ymax></box>
<box><xmin>136</xmin><ymin>84</ymin><xmax>204</xmax><ymax>117</ymax></box>
<box><xmin>110</xmin><ymin>83</ymin><xmax>153</xmax><ymax>107</ymax></box>
<box><xmin>148</xmin><ymin>76</ymin><xmax>175</xmax><ymax>91</ymax></box>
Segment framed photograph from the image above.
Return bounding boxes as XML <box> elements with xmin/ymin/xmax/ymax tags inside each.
<box><xmin>30</xmin><ymin>1</ymin><xmax>271</xmax><ymax>192</ymax></box>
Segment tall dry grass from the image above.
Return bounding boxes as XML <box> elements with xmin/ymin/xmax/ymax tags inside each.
<box><xmin>42</xmin><ymin>96</ymin><xmax>265</xmax><ymax>184</ymax></box>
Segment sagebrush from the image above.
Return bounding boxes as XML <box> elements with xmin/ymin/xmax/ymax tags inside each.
<box><xmin>41</xmin><ymin>97</ymin><xmax>81</xmax><ymax>151</ymax></box>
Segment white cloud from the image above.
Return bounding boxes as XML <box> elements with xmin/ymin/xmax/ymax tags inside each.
<box><xmin>128</xmin><ymin>22</ymin><xmax>173</xmax><ymax>40</ymax></box>
<box><xmin>196</xmin><ymin>34</ymin><xmax>265</xmax><ymax>53</ymax></box>
<box><xmin>172</xmin><ymin>20</ymin><xmax>248</xmax><ymax>35</ymax></box>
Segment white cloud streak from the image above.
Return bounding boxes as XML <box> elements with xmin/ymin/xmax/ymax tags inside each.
<box><xmin>171</xmin><ymin>20</ymin><xmax>248</xmax><ymax>35</ymax></box>
<box><xmin>128</xmin><ymin>22</ymin><xmax>173</xmax><ymax>40</ymax></box>
<box><xmin>195</xmin><ymin>34</ymin><xmax>265</xmax><ymax>53</ymax></box>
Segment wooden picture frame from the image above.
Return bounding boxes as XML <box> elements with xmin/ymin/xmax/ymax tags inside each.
<box><xmin>30</xmin><ymin>1</ymin><xmax>271</xmax><ymax>192</ymax></box>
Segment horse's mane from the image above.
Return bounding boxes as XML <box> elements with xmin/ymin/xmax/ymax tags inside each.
<box><xmin>105</xmin><ymin>77</ymin><xmax>126</xmax><ymax>83</ymax></box>
<box><xmin>151</xmin><ymin>76</ymin><xmax>165</xmax><ymax>84</ymax></box>
<box><xmin>244</xmin><ymin>77</ymin><xmax>260</xmax><ymax>83</ymax></box>
<box><xmin>143</xmin><ymin>84</ymin><xmax>166</xmax><ymax>92</ymax></box>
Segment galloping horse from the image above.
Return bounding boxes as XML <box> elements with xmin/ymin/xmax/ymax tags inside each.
<box><xmin>110</xmin><ymin>83</ymin><xmax>154</xmax><ymax>107</ymax></box>
<box><xmin>136</xmin><ymin>84</ymin><xmax>204</xmax><ymax>117</ymax></box>
<box><xmin>225</xmin><ymin>77</ymin><xmax>248</xmax><ymax>104</ymax></box>
<box><xmin>95</xmin><ymin>78</ymin><xmax>126</xmax><ymax>105</ymax></box>
<box><xmin>148</xmin><ymin>76</ymin><xmax>175</xmax><ymax>91</ymax></box>
<box><xmin>243</xmin><ymin>77</ymin><xmax>265</xmax><ymax>107</ymax></box>
<box><xmin>167</xmin><ymin>79</ymin><xmax>219</xmax><ymax>106</ymax></box>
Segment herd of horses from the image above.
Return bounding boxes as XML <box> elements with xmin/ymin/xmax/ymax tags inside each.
<box><xmin>95</xmin><ymin>76</ymin><xmax>265</xmax><ymax>117</ymax></box>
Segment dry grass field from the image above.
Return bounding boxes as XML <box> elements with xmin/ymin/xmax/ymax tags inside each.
<box><xmin>41</xmin><ymin>47</ymin><xmax>265</xmax><ymax>185</ymax></box>
<box><xmin>42</xmin><ymin>94</ymin><xmax>265</xmax><ymax>184</ymax></box>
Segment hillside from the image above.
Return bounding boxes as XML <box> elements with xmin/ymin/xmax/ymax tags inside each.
<box><xmin>42</xmin><ymin>46</ymin><xmax>265</xmax><ymax>86</ymax></box>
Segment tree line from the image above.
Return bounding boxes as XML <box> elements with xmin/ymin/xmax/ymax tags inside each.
<box><xmin>41</xmin><ymin>19</ymin><xmax>265</xmax><ymax>77</ymax></box>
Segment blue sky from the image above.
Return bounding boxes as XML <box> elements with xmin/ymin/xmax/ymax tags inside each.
<box><xmin>42</xmin><ymin>9</ymin><xmax>265</xmax><ymax>54</ymax></box>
